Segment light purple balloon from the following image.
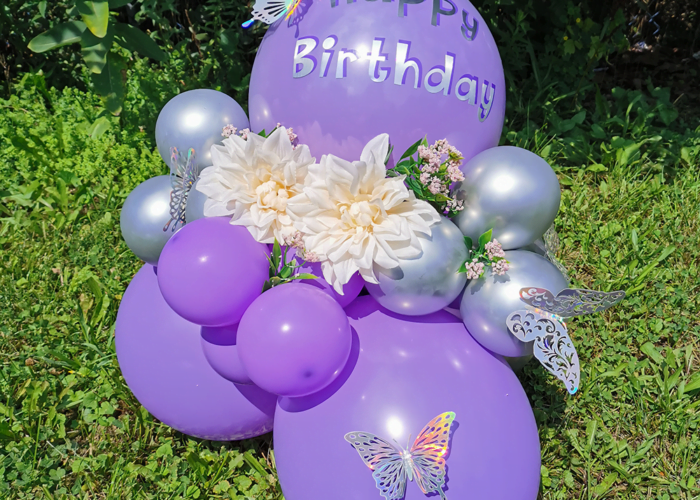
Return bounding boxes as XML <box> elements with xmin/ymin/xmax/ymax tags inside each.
<box><xmin>201</xmin><ymin>325</ymin><xmax>252</xmax><ymax>385</ymax></box>
<box><xmin>238</xmin><ymin>283</ymin><xmax>352</xmax><ymax>397</ymax></box>
<box><xmin>157</xmin><ymin>217</ymin><xmax>269</xmax><ymax>327</ymax></box>
<box><xmin>295</xmin><ymin>261</ymin><xmax>364</xmax><ymax>308</ymax></box>
<box><xmin>250</xmin><ymin>0</ymin><xmax>505</xmax><ymax>162</ymax></box>
<box><xmin>274</xmin><ymin>296</ymin><xmax>540</xmax><ymax>500</ymax></box>
<box><xmin>115</xmin><ymin>264</ymin><xmax>276</xmax><ymax>441</ymax></box>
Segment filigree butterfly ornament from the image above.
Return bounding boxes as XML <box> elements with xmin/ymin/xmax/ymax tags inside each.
<box><xmin>506</xmin><ymin>286</ymin><xmax>625</xmax><ymax>394</ymax></box>
<box><xmin>543</xmin><ymin>224</ymin><xmax>570</xmax><ymax>282</ymax></box>
<box><xmin>507</xmin><ymin>309</ymin><xmax>579</xmax><ymax>394</ymax></box>
<box><xmin>163</xmin><ymin>147</ymin><xmax>198</xmax><ymax>232</ymax></box>
<box><xmin>345</xmin><ymin>412</ymin><xmax>456</xmax><ymax>500</ymax></box>
<box><xmin>242</xmin><ymin>0</ymin><xmax>304</xmax><ymax>28</ymax></box>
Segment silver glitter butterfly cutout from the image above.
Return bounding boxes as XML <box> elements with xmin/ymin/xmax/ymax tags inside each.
<box><xmin>507</xmin><ymin>287</ymin><xmax>625</xmax><ymax>394</ymax></box>
<box><xmin>163</xmin><ymin>147</ymin><xmax>198</xmax><ymax>232</ymax></box>
<box><xmin>519</xmin><ymin>287</ymin><xmax>626</xmax><ymax>318</ymax></box>
<box><xmin>507</xmin><ymin>309</ymin><xmax>580</xmax><ymax>394</ymax></box>
<box><xmin>345</xmin><ymin>412</ymin><xmax>456</xmax><ymax>500</ymax></box>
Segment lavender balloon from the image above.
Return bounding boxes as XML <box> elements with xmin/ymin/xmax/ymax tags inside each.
<box><xmin>237</xmin><ymin>283</ymin><xmax>352</xmax><ymax>397</ymax></box>
<box><xmin>249</xmin><ymin>0</ymin><xmax>505</xmax><ymax>162</ymax></box>
<box><xmin>115</xmin><ymin>265</ymin><xmax>276</xmax><ymax>441</ymax></box>
<box><xmin>157</xmin><ymin>217</ymin><xmax>269</xmax><ymax>327</ymax></box>
<box><xmin>274</xmin><ymin>297</ymin><xmax>541</xmax><ymax>500</ymax></box>
<box><xmin>201</xmin><ymin>324</ymin><xmax>252</xmax><ymax>385</ymax></box>
<box><xmin>296</xmin><ymin>261</ymin><xmax>364</xmax><ymax>308</ymax></box>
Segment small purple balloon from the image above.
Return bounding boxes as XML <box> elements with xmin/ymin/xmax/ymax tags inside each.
<box><xmin>250</xmin><ymin>0</ymin><xmax>505</xmax><ymax>162</ymax></box>
<box><xmin>157</xmin><ymin>217</ymin><xmax>269</xmax><ymax>327</ymax></box>
<box><xmin>115</xmin><ymin>264</ymin><xmax>276</xmax><ymax>441</ymax></box>
<box><xmin>201</xmin><ymin>325</ymin><xmax>252</xmax><ymax>385</ymax></box>
<box><xmin>296</xmin><ymin>261</ymin><xmax>364</xmax><ymax>308</ymax></box>
<box><xmin>238</xmin><ymin>283</ymin><xmax>352</xmax><ymax>397</ymax></box>
<box><xmin>273</xmin><ymin>297</ymin><xmax>541</xmax><ymax>500</ymax></box>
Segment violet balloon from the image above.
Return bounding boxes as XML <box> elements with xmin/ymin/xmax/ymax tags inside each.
<box><xmin>157</xmin><ymin>217</ymin><xmax>269</xmax><ymax>327</ymax></box>
<box><xmin>249</xmin><ymin>0</ymin><xmax>505</xmax><ymax>162</ymax></box>
<box><xmin>274</xmin><ymin>297</ymin><xmax>541</xmax><ymax>500</ymax></box>
<box><xmin>201</xmin><ymin>324</ymin><xmax>252</xmax><ymax>385</ymax></box>
<box><xmin>296</xmin><ymin>261</ymin><xmax>364</xmax><ymax>308</ymax></box>
<box><xmin>115</xmin><ymin>264</ymin><xmax>276</xmax><ymax>441</ymax></box>
<box><xmin>237</xmin><ymin>283</ymin><xmax>352</xmax><ymax>397</ymax></box>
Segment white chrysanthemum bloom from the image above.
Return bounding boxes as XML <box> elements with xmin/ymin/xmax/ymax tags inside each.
<box><xmin>196</xmin><ymin>127</ymin><xmax>315</xmax><ymax>243</ymax></box>
<box><xmin>289</xmin><ymin>134</ymin><xmax>441</xmax><ymax>293</ymax></box>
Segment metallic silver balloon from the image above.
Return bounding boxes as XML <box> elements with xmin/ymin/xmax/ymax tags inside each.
<box><xmin>460</xmin><ymin>250</ymin><xmax>568</xmax><ymax>358</ymax></box>
<box><xmin>185</xmin><ymin>179</ymin><xmax>208</xmax><ymax>223</ymax></box>
<box><xmin>155</xmin><ymin>89</ymin><xmax>249</xmax><ymax>172</ymax></box>
<box><xmin>453</xmin><ymin>146</ymin><xmax>561</xmax><ymax>250</ymax></box>
<box><xmin>365</xmin><ymin>217</ymin><xmax>468</xmax><ymax>316</ymax></box>
<box><xmin>521</xmin><ymin>238</ymin><xmax>546</xmax><ymax>256</ymax></box>
<box><xmin>120</xmin><ymin>176</ymin><xmax>183</xmax><ymax>265</ymax></box>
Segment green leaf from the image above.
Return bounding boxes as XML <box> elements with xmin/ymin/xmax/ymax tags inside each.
<box><xmin>91</xmin><ymin>53</ymin><xmax>126</xmax><ymax>114</ymax></box>
<box><xmin>294</xmin><ymin>273</ymin><xmax>318</xmax><ymax>280</ymax></box>
<box><xmin>109</xmin><ymin>0</ymin><xmax>132</xmax><ymax>7</ymax></box>
<box><xmin>685</xmin><ymin>373</ymin><xmax>700</xmax><ymax>393</ymax></box>
<box><xmin>399</xmin><ymin>137</ymin><xmax>424</xmax><ymax>160</ymax></box>
<box><xmin>279</xmin><ymin>266</ymin><xmax>293</xmax><ymax>280</ymax></box>
<box><xmin>38</xmin><ymin>1</ymin><xmax>47</xmax><ymax>17</ymax></box>
<box><xmin>457</xmin><ymin>261</ymin><xmax>467</xmax><ymax>273</ymax></box>
<box><xmin>587</xmin><ymin>163</ymin><xmax>607</xmax><ymax>173</ymax></box>
<box><xmin>27</xmin><ymin>21</ymin><xmax>86</xmax><ymax>53</ymax></box>
<box><xmin>77</xmin><ymin>0</ymin><xmax>110</xmax><ymax>38</ymax></box>
<box><xmin>593</xmin><ymin>472</ymin><xmax>618</xmax><ymax>496</ymax></box>
<box><xmin>464</xmin><ymin>236</ymin><xmax>473</xmax><ymax>251</ymax></box>
<box><xmin>641</xmin><ymin>342</ymin><xmax>664</xmax><ymax>366</ymax></box>
<box><xmin>384</xmin><ymin>144</ymin><xmax>394</xmax><ymax>165</ymax></box>
<box><xmin>81</xmin><ymin>27</ymin><xmax>114</xmax><ymax>74</ymax></box>
<box><xmin>87</xmin><ymin>116</ymin><xmax>111</xmax><ymax>138</ymax></box>
<box><xmin>113</xmin><ymin>23</ymin><xmax>167</xmax><ymax>62</ymax></box>
<box><xmin>478</xmin><ymin>229</ymin><xmax>493</xmax><ymax>249</ymax></box>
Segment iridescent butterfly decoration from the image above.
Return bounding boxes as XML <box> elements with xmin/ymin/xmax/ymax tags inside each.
<box><xmin>163</xmin><ymin>147</ymin><xmax>197</xmax><ymax>232</ymax></box>
<box><xmin>345</xmin><ymin>412</ymin><xmax>456</xmax><ymax>500</ymax></box>
<box><xmin>242</xmin><ymin>0</ymin><xmax>304</xmax><ymax>28</ymax></box>
<box><xmin>506</xmin><ymin>287</ymin><xmax>625</xmax><ymax>394</ymax></box>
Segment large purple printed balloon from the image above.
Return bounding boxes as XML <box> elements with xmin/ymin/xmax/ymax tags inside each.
<box><xmin>115</xmin><ymin>265</ymin><xmax>276</xmax><ymax>440</ymax></box>
<box><xmin>250</xmin><ymin>0</ymin><xmax>505</xmax><ymax>161</ymax></box>
<box><xmin>273</xmin><ymin>297</ymin><xmax>540</xmax><ymax>500</ymax></box>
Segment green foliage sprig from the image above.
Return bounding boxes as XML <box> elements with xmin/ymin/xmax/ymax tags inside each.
<box><xmin>458</xmin><ymin>229</ymin><xmax>510</xmax><ymax>279</ymax></box>
<box><xmin>262</xmin><ymin>239</ymin><xmax>317</xmax><ymax>293</ymax></box>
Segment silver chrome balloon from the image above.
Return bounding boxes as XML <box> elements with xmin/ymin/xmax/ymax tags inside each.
<box><xmin>185</xmin><ymin>178</ymin><xmax>208</xmax><ymax>224</ymax></box>
<box><xmin>365</xmin><ymin>217</ymin><xmax>468</xmax><ymax>316</ymax></box>
<box><xmin>452</xmin><ymin>146</ymin><xmax>561</xmax><ymax>250</ymax></box>
<box><xmin>120</xmin><ymin>176</ymin><xmax>183</xmax><ymax>265</ymax></box>
<box><xmin>155</xmin><ymin>89</ymin><xmax>249</xmax><ymax>172</ymax></box>
<box><xmin>460</xmin><ymin>250</ymin><xmax>568</xmax><ymax>358</ymax></box>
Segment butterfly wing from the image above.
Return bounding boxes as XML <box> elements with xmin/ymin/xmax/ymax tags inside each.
<box><xmin>249</xmin><ymin>0</ymin><xmax>294</xmax><ymax>24</ymax></box>
<box><xmin>507</xmin><ymin>310</ymin><xmax>580</xmax><ymax>394</ymax></box>
<box><xmin>163</xmin><ymin>147</ymin><xmax>196</xmax><ymax>231</ymax></box>
<box><xmin>519</xmin><ymin>287</ymin><xmax>625</xmax><ymax>318</ymax></box>
<box><xmin>344</xmin><ymin>432</ymin><xmax>407</xmax><ymax>500</ymax></box>
<box><xmin>408</xmin><ymin>412</ymin><xmax>456</xmax><ymax>498</ymax></box>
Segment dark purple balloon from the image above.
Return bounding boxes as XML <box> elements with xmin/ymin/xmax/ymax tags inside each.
<box><xmin>295</xmin><ymin>261</ymin><xmax>364</xmax><ymax>308</ymax></box>
<box><xmin>115</xmin><ymin>264</ymin><xmax>276</xmax><ymax>441</ymax></box>
<box><xmin>274</xmin><ymin>297</ymin><xmax>540</xmax><ymax>500</ymax></box>
<box><xmin>238</xmin><ymin>283</ymin><xmax>352</xmax><ymax>397</ymax></box>
<box><xmin>201</xmin><ymin>324</ymin><xmax>252</xmax><ymax>385</ymax></box>
<box><xmin>157</xmin><ymin>217</ymin><xmax>269</xmax><ymax>327</ymax></box>
<box><xmin>250</xmin><ymin>0</ymin><xmax>505</xmax><ymax>162</ymax></box>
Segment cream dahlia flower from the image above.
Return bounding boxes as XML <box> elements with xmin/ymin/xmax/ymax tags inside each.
<box><xmin>288</xmin><ymin>134</ymin><xmax>441</xmax><ymax>293</ymax></box>
<box><xmin>196</xmin><ymin>127</ymin><xmax>315</xmax><ymax>244</ymax></box>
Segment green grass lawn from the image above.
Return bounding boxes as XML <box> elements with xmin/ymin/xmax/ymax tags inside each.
<box><xmin>1</xmin><ymin>73</ymin><xmax>699</xmax><ymax>499</ymax></box>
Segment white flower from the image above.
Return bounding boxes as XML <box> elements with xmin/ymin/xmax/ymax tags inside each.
<box><xmin>196</xmin><ymin>127</ymin><xmax>315</xmax><ymax>244</ymax></box>
<box><xmin>288</xmin><ymin>134</ymin><xmax>441</xmax><ymax>293</ymax></box>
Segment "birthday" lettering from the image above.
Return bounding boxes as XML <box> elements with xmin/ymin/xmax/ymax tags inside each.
<box><xmin>293</xmin><ymin>36</ymin><xmax>496</xmax><ymax>122</ymax></box>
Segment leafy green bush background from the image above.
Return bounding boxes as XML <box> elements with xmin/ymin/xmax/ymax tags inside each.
<box><xmin>1</xmin><ymin>0</ymin><xmax>699</xmax><ymax>499</ymax></box>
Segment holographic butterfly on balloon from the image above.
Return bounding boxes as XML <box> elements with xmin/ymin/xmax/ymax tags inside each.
<box><xmin>163</xmin><ymin>147</ymin><xmax>198</xmax><ymax>232</ymax></box>
<box><xmin>345</xmin><ymin>412</ymin><xmax>456</xmax><ymax>500</ymax></box>
<box><xmin>507</xmin><ymin>287</ymin><xmax>625</xmax><ymax>394</ymax></box>
<box><xmin>242</xmin><ymin>0</ymin><xmax>310</xmax><ymax>35</ymax></box>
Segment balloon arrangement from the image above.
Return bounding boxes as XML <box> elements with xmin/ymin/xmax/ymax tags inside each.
<box><xmin>116</xmin><ymin>2</ymin><xmax>625</xmax><ymax>499</ymax></box>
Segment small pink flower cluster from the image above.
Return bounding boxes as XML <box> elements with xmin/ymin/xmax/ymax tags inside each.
<box><xmin>464</xmin><ymin>259</ymin><xmax>485</xmax><ymax>280</ymax></box>
<box><xmin>414</xmin><ymin>139</ymin><xmax>465</xmax><ymax>215</ymax></box>
<box><xmin>283</xmin><ymin>231</ymin><xmax>320</xmax><ymax>263</ymax></box>
<box><xmin>485</xmin><ymin>239</ymin><xmax>506</xmax><ymax>259</ymax></box>
<box><xmin>221</xmin><ymin>124</ymin><xmax>237</xmax><ymax>138</ymax></box>
<box><xmin>491</xmin><ymin>259</ymin><xmax>510</xmax><ymax>275</ymax></box>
